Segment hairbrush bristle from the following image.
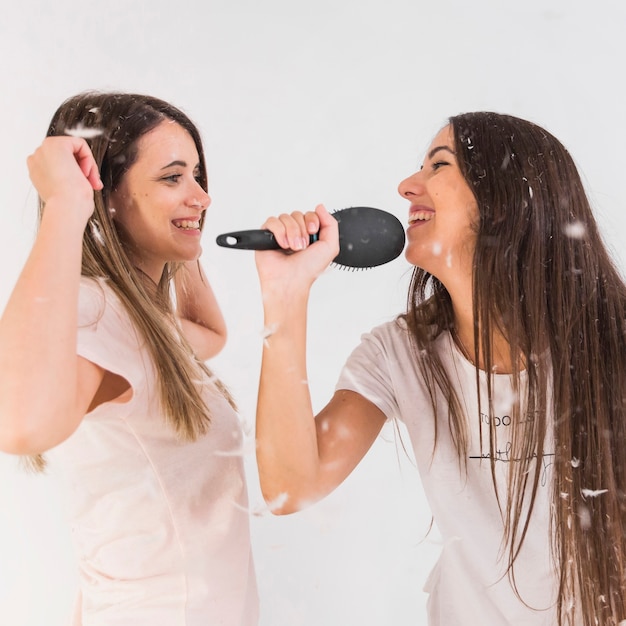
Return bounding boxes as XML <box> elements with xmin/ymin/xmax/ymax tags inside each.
<box><xmin>332</xmin><ymin>262</ymin><xmax>368</xmax><ymax>271</ymax></box>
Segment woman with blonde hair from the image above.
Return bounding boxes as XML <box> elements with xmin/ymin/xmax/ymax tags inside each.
<box><xmin>0</xmin><ymin>91</ymin><xmax>258</xmax><ymax>625</ymax></box>
<box><xmin>254</xmin><ymin>112</ymin><xmax>626</xmax><ymax>625</ymax></box>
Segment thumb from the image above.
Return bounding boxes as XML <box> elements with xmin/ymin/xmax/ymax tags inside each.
<box><xmin>314</xmin><ymin>203</ymin><xmax>340</xmax><ymax>256</ymax></box>
<box><xmin>315</xmin><ymin>204</ymin><xmax>338</xmax><ymax>235</ymax></box>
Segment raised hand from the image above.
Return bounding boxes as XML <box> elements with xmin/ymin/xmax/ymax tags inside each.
<box><xmin>254</xmin><ymin>204</ymin><xmax>340</xmax><ymax>293</ymax></box>
<box><xmin>27</xmin><ymin>136</ymin><xmax>103</xmax><ymax>222</ymax></box>
<box><xmin>0</xmin><ymin>137</ymin><xmax>106</xmax><ymax>454</ymax></box>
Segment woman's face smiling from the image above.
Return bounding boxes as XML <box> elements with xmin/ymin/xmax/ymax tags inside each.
<box><xmin>109</xmin><ymin>119</ymin><xmax>210</xmax><ymax>282</ymax></box>
<box><xmin>398</xmin><ymin>124</ymin><xmax>478</xmax><ymax>291</ymax></box>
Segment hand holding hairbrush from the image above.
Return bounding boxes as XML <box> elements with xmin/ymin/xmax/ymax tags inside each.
<box><xmin>215</xmin><ymin>206</ymin><xmax>405</xmax><ymax>269</ymax></box>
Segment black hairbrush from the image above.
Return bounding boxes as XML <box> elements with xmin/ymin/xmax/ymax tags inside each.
<box><xmin>215</xmin><ymin>206</ymin><xmax>406</xmax><ymax>269</ymax></box>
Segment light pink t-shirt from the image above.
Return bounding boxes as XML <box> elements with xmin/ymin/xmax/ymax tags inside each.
<box><xmin>336</xmin><ymin>318</ymin><xmax>560</xmax><ymax>625</ymax></box>
<box><xmin>48</xmin><ymin>278</ymin><xmax>258</xmax><ymax>626</ymax></box>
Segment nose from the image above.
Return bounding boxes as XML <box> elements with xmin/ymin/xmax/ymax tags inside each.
<box><xmin>397</xmin><ymin>170</ymin><xmax>425</xmax><ymax>199</ymax></box>
<box><xmin>190</xmin><ymin>181</ymin><xmax>211</xmax><ymax>211</ymax></box>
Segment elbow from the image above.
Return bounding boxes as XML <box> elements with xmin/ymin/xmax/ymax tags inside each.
<box><xmin>262</xmin><ymin>492</ymin><xmax>299</xmax><ymax>516</ymax></box>
<box><xmin>0</xmin><ymin>406</ymin><xmax>72</xmax><ymax>455</ymax></box>
<box><xmin>196</xmin><ymin>330</ymin><xmax>226</xmax><ymax>361</ymax></box>
<box><xmin>183</xmin><ymin>321</ymin><xmax>227</xmax><ymax>361</ymax></box>
<box><xmin>256</xmin><ymin>444</ymin><xmax>324</xmax><ymax>514</ymax></box>
<box><xmin>0</xmin><ymin>420</ymin><xmax>45</xmax><ymax>455</ymax></box>
<box><xmin>211</xmin><ymin>329</ymin><xmax>227</xmax><ymax>357</ymax></box>
<box><xmin>260</xmin><ymin>484</ymin><xmax>319</xmax><ymax>516</ymax></box>
<box><xmin>0</xmin><ymin>405</ymin><xmax>29</xmax><ymax>453</ymax></box>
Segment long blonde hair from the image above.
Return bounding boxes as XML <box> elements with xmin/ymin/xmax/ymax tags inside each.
<box><xmin>29</xmin><ymin>91</ymin><xmax>233</xmax><ymax>470</ymax></box>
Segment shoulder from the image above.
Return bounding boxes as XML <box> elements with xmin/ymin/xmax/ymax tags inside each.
<box><xmin>341</xmin><ymin>317</ymin><xmax>414</xmax><ymax>378</ymax></box>
<box><xmin>362</xmin><ymin>316</ymin><xmax>411</xmax><ymax>346</ymax></box>
<box><xmin>78</xmin><ymin>276</ymin><xmax>106</xmax><ymax>323</ymax></box>
<box><xmin>78</xmin><ymin>276</ymin><xmax>119</xmax><ymax>317</ymax></box>
<box><xmin>77</xmin><ymin>277</ymin><xmax>140</xmax><ymax>348</ymax></box>
<box><xmin>78</xmin><ymin>277</ymin><xmax>128</xmax><ymax>324</ymax></box>
<box><xmin>76</xmin><ymin>278</ymin><xmax>148</xmax><ymax>388</ymax></box>
<box><xmin>357</xmin><ymin>316</ymin><xmax>429</xmax><ymax>362</ymax></box>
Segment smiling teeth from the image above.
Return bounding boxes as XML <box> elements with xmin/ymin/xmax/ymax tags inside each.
<box><xmin>409</xmin><ymin>212</ymin><xmax>434</xmax><ymax>223</ymax></box>
<box><xmin>174</xmin><ymin>220</ymin><xmax>200</xmax><ymax>229</ymax></box>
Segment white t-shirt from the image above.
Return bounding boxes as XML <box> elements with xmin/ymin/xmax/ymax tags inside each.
<box><xmin>47</xmin><ymin>278</ymin><xmax>259</xmax><ymax>626</ymax></box>
<box><xmin>336</xmin><ymin>318</ymin><xmax>559</xmax><ymax>625</ymax></box>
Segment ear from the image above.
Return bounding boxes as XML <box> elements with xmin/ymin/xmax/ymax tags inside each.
<box><xmin>105</xmin><ymin>187</ymin><xmax>126</xmax><ymax>221</ymax></box>
<box><xmin>105</xmin><ymin>194</ymin><xmax>117</xmax><ymax>221</ymax></box>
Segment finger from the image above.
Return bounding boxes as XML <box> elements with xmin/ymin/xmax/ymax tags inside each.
<box><xmin>287</xmin><ymin>211</ymin><xmax>309</xmax><ymax>250</ymax></box>
<box><xmin>303</xmin><ymin>211</ymin><xmax>321</xmax><ymax>236</ymax></box>
<box><xmin>72</xmin><ymin>140</ymin><xmax>103</xmax><ymax>190</ymax></box>
<box><xmin>278</xmin><ymin>212</ymin><xmax>308</xmax><ymax>251</ymax></box>
<box><xmin>315</xmin><ymin>204</ymin><xmax>338</xmax><ymax>233</ymax></box>
<box><xmin>85</xmin><ymin>162</ymin><xmax>104</xmax><ymax>190</ymax></box>
<box><xmin>260</xmin><ymin>216</ymin><xmax>288</xmax><ymax>248</ymax></box>
<box><xmin>315</xmin><ymin>204</ymin><xmax>340</xmax><ymax>254</ymax></box>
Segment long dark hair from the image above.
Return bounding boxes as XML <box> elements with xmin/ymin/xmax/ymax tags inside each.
<box><xmin>43</xmin><ymin>91</ymin><xmax>232</xmax><ymax>442</ymax></box>
<box><xmin>404</xmin><ymin>112</ymin><xmax>626</xmax><ymax>624</ymax></box>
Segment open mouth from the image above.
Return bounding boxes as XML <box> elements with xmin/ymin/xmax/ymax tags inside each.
<box><xmin>408</xmin><ymin>211</ymin><xmax>434</xmax><ymax>225</ymax></box>
<box><xmin>172</xmin><ymin>219</ymin><xmax>201</xmax><ymax>230</ymax></box>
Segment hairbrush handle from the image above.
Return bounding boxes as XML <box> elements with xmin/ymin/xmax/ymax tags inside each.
<box><xmin>215</xmin><ymin>207</ymin><xmax>405</xmax><ymax>269</ymax></box>
<box><xmin>215</xmin><ymin>230</ymin><xmax>318</xmax><ymax>250</ymax></box>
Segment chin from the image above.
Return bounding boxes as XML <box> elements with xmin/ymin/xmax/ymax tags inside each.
<box><xmin>405</xmin><ymin>248</ymin><xmax>431</xmax><ymax>270</ymax></box>
<box><xmin>178</xmin><ymin>245</ymin><xmax>203</xmax><ymax>262</ymax></box>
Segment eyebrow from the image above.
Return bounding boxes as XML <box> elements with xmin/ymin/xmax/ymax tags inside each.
<box><xmin>160</xmin><ymin>160</ymin><xmax>201</xmax><ymax>170</ymax></box>
<box><xmin>427</xmin><ymin>145</ymin><xmax>456</xmax><ymax>160</ymax></box>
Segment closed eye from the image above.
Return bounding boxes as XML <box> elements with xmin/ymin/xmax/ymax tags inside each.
<box><xmin>160</xmin><ymin>170</ymin><xmax>204</xmax><ymax>186</ymax></box>
<box><xmin>432</xmin><ymin>160</ymin><xmax>450</xmax><ymax>171</ymax></box>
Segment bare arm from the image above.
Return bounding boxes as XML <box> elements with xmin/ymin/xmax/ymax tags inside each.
<box><xmin>174</xmin><ymin>260</ymin><xmax>227</xmax><ymax>360</ymax></box>
<box><xmin>255</xmin><ymin>205</ymin><xmax>387</xmax><ymax>514</ymax></box>
<box><xmin>0</xmin><ymin>137</ymin><xmax>105</xmax><ymax>454</ymax></box>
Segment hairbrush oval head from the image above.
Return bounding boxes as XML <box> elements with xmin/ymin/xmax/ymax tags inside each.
<box><xmin>332</xmin><ymin>206</ymin><xmax>406</xmax><ymax>269</ymax></box>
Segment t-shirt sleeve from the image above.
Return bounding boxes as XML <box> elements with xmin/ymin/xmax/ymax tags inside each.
<box><xmin>76</xmin><ymin>278</ymin><xmax>144</xmax><ymax>388</ymax></box>
<box><xmin>335</xmin><ymin>322</ymin><xmax>402</xmax><ymax>421</ymax></box>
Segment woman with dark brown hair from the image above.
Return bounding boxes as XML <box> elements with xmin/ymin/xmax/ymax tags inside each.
<box><xmin>254</xmin><ymin>113</ymin><xmax>626</xmax><ymax>624</ymax></box>
<box><xmin>0</xmin><ymin>91</ymin><xmax>258</xmax><ymax>625</ymax></box>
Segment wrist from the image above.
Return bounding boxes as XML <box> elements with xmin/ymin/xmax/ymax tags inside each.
<box><xmin>39</xmin><ymin>202</ymin><xmax>90</xmax><ymax>240</ymax></box>
<box><xmin>262</xmin><ymin>287</ymin><xmax>309</xmax><ymax>328</ymax></box>
<box><xmin>40</xmin><ymin>195</ymin><xmax>93</xmax><ymax>230</ymax></box>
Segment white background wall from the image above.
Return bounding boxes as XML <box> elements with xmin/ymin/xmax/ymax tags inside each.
<box><xmin>1</xmin><ymin>1</ymin><xmax>625</xmax><ymax>624</ymax></box>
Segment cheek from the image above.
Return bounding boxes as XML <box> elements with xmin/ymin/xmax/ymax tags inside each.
<box><xmin>466</xmin><ymin>200</ymin><xmax>479</xmax><ymax>231</ymax></box>
<box><xmin>109</xmin><ymin>199</ymin><xmax>150</xmax><ymax>240</ymax></box>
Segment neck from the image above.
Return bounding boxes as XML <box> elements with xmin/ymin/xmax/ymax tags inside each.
<box><xmin>451</xmin><ymin>297</ymin><xmax>518</xmax><ymax>375</ymax></box>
